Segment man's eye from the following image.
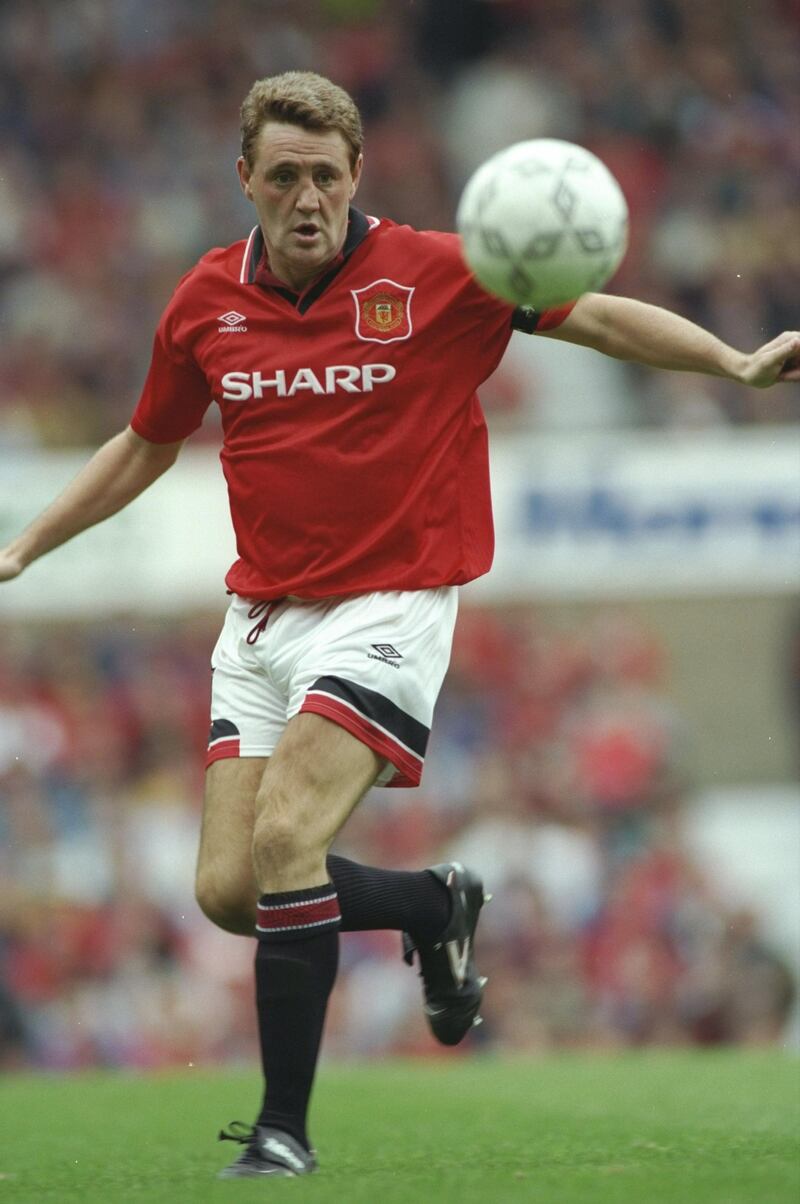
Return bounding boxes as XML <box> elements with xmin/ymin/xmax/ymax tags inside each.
<box><xmin>273</xmin><ymin>172</ymin><xmax>294</xmax><ymax>185</ymax></box>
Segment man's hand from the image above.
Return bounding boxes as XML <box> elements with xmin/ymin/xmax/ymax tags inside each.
<box><xmin>0</xmin><ymin>550</ymin><xmax>24</xmax><ymax>583</ymax></box>
<box><xmin>0</xmin><ymin>428</ymin><xmax>182</xmax><ymax>586</ymax></box>
<box><xmin>737</xmin><ymin>332</ymin><xmax>800</xmax><ymax>388</ymax></box>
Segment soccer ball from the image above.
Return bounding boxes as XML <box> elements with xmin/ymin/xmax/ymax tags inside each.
<box><xmin>456</xmin><ymin>138</ymin><xmax>629</xmax><ymax>309</ymax></box>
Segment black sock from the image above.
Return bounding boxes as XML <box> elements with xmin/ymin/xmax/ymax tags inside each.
<box><xmin>254</xmin><ymin>883</ymin><xmax>340</xmax><ymax>1150</ymax></box>
<box><xmin>326</xmin><ymin>854</ymin><xmax>451</xmax><ymax>942</ymax></box>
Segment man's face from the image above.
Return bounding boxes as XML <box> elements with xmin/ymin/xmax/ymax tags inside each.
<box><xmin>237</xmin><ymin>121</ymin><xmax>362</xmax><ymax>292</ymax></box>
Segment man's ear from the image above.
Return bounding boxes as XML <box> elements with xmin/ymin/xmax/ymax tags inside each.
<box><xmin>236</xmin><ymin>156</ymin><xmax>253</xmax><ymax>201</ymax></box>
<box><xmin>350</xmin><ymin>153</ymin><xmax>364</xmax><ymax>198</ymax></box>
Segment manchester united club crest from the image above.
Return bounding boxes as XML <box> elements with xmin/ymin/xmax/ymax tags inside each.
<box><xmin>352</xmin><ymin>279</ymin><xmax>415</xmax><ymax>343</ymax></box>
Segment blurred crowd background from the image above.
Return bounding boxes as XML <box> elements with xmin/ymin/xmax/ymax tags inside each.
<box><xmin>1</xmin><ymin>0</ymin><xmax>799</xmax><ymax>448</ymax></box>
<box><xmin>1</xmin><ymin>608</ymin><xmax>796</xmax><ymax>1068</ymax></box>
<box><xmin>1</xmin><ymin>0</ymin><xmax>799</xmax><ymax>1069</ymax></box>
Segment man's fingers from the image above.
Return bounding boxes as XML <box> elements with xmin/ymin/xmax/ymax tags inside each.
<box><xmin>750</xmin><ymin>333</ymin><xmax>800</xmax><ymax>384</ymax></box>
<box><xmin>0</xmin><ymin>553</ymin><xmax>23</xmax><ymax>582</ymax></box>
<box><xmin>775</xmin><ymin>335</ymin><xmax>800</xmax><ymax>379</ymax></box>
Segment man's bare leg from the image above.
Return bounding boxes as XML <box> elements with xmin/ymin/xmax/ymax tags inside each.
<box><xmin>195</xmin><ymin>758</ymin><xmax>263</xmax><ymax>935</ymax></box>
<box><xmin>217</xmin><ymin>714</ymin><xmax>381</xmax><ymax>1171</ymax></box>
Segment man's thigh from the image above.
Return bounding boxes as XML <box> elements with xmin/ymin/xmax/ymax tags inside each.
<box><xmin>198</xmin><ymin>714</ymin><xmax>384</xmax><ymax>907</ymax></box>
<box><xmin>208</xmin><ymin>588</ymin><xmax>457</xmax><ymax>789</ymax></box>
<box><xmin>287</xmin><ymin>586</ymin><xmax>459</xmax><ymax>788</ymax></box>
<box><xmin>253</xmin><ymin>712</ymin><xmax>384</xmax><ymax>892</ymax></box>
<box><xmin>206</xmin><ymin>597</ymin><xmax>289</xmax><ymax>767</ymax></box>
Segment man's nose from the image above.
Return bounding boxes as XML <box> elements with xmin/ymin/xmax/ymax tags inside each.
<box><xmin>296</xmin><ymin>179</ymin><xmax>321</xmax><ymax>212</ymax></box>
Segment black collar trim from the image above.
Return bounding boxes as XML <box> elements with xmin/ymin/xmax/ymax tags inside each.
<box><xmin>246</xmin><ymin>206</ymin><xmax>372</xmax><ymax>313</ymax></box>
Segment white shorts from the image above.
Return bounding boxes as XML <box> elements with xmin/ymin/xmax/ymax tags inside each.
<box><xmin>207</xmin><ymin>587</ymin><xmax>458</xmax><ymax>787</ymax></box>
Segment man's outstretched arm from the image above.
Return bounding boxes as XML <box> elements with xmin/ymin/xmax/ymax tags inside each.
<box><xmin>544</xmin><ymin>293</ymin><xmax>800</xmax><ymax>388</ymax></box>
<box><xmin>0</xmin><ymin>426</ymin><xmax>184</xmax><ymax>582</ymax></box>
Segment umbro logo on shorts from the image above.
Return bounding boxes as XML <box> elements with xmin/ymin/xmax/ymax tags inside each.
<box><xmin>218</xmin><ymin>310</ymin><xmax>248</xmax><ymax>332</ymax></box>
<box><xmin>368</xmin><ymin>643</ymin><xmax>403</xmax><ymax>668</ymax></box>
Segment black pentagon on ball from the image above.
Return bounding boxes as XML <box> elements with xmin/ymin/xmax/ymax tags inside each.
<box><xmin>552</xmin><ymin>181</ymin><xmax>577</xmax><ymax>220</ymax></box>
<box><xmin>522</xmin><ymin>230</ymin><xmax>563</xmax><ymax>259</ymax></box>
<box><xmin>481</xmin><ymin>227</ymin><xmax>512</xmax><ymax>257</ymax></box>
<box><xmin>508</xmin><ymin>264</ymin><xmax>534</xmax><ymax>295</ymax></box>
<box><xmin>475</xmin><ymin>178</ymin><xmax>498</xmax><ymax>216</ymax></box>
<box><xmin>574</xmin><ymin>227</ymin><xmax>606</xmax><ymax>252</ymax></box>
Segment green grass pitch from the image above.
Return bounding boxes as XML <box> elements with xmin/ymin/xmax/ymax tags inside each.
<box><xmin>1</xmin><ymin>1052</ymin><xmax>798</xmax><ymax>1203</ymax></box>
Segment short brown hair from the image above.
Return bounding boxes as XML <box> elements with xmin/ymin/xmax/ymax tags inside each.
<box><xmin>240</xmin><ymin>71</ymin><xmax>363</xmax><ymax>170</ymax></box>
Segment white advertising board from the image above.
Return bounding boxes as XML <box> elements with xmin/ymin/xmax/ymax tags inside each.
<box><xmin>472</xmin><ymin>426</ymin><xmax>800</xmax><ymax>600</ymax></box>
<box><xmin>0</xmin><ymin>449</ymin><xmax>236</xmax><ymax>616</ymax></box>
<box><xmin>1</xmin><ymin>427</ymin><xmax>798</xmax><ymax>615</ymax></box>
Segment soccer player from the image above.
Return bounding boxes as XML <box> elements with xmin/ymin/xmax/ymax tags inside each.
<box><xmin>1</xmin><ymin>72</ymin><xmax>797</xmax><ymax>1178</ymax></box>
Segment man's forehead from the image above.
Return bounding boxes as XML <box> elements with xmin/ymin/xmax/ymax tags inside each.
<box><xmin>254</xmin><ymin>121</ymin><xmax>351</xmax><ymax>164</ymax></box>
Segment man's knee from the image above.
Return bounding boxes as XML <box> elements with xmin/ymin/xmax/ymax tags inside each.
<box><xmin>252</xmin><ymin>806</ymin><xmax>322</xmax><ymax>872</ymax></box>
<box><xmin>195</xmin><ymin>867</ymin><xmax>255</xmax><ymax>935</ymax></box>
<box><xmin>250</xmin><ymin>716</ymin><xmax>381</xmax><ymax>891</ymax></box>
<box><xmin>252</xmin><ymin>788</ymin><xmax>329</xmax><ymax>890</ymax></box>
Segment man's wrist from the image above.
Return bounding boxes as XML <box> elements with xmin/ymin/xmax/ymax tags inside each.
<box><xmin>723</xmin><ymin>347</ymin><xmax>749</xmax><ymax>384</ymax></box>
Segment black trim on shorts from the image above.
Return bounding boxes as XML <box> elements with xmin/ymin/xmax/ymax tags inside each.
<box><xmin>208</xmin><ymin>718</ymin><xmax>240</xmax><ymax>742</ymax></box>
<box><xmin>309</xmin><ymin>675</ymin><xmax>429</xmax><ymax>758</ymax></box>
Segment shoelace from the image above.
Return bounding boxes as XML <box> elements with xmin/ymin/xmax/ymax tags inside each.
<box><xmin>218</xmin><ymin>1121</ymin><xmax>257</xmax><ymax>1144</ymax></box>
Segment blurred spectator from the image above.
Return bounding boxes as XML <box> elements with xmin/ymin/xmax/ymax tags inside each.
<box><xmin>0</xmin><ymin>0</ymin><xmax>797</xmax><ymax>1067</ymax></box>
<box><xmin>0</xmin><ymin>0</ymin><xmax>798</xmax><ymax>447</ymax></box>
<box><xmin>0</xmin><ymin>606</ymin><xmax>794</xmax><ymax>1067</ymax></box>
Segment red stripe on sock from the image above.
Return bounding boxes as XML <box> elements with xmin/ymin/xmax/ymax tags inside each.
<box><xmin>256</xmin><ymin>894</ymin><xmax>341</xmax><ymax>933</ymax></box>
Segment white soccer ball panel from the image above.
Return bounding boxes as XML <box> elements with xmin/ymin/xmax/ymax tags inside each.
<box><xmin>457</xmin><ymin>138</ymin><xmax>629</xmax><ymax>309</ymax></box>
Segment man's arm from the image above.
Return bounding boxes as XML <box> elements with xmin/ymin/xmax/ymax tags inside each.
<box><xmin>543</xmin><ymin>293</ymin><xmax>800</xmax><ymax>387</ymax></box>
<box><xmin>0</xmin><ymin>426</ymin><xmax>183</xmax><ymax>582</ymax></box>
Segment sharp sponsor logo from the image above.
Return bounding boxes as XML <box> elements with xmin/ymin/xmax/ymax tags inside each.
<box><xmin>221</xmin><ymin>365</ymin><xmax>396</xmax><ymax>400</ymax></box>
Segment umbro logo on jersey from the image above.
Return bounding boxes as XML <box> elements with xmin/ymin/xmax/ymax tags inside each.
<box><xmin>221</xmin><ymin>365</ymin><xmax>396</xmax><ymax>400</ymax></box>
<box><xmin>218</xmin><ymin>310</ymin><xmax>248</xmax><ymax>332</ymax></box>
<box><xmin>367</xmin><ymin>643</ymin><xmax>403</xmax><ymax>668</ymax></box>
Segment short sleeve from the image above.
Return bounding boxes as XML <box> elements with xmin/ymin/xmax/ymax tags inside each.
<box><xmin>130</xmin><ymin>310</ymin><xmax>211</xmax><ymax>444</ymax></box>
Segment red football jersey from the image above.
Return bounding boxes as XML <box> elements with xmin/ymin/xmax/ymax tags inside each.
<box><xmin>131</xmin><ymin>210</ymin><xmax>573</xmax><ymax>599</ymax></box>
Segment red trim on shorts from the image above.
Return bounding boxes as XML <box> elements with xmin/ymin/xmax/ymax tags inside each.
<box><xmin>300</xmin><ymin>694</ymin><xmax>422</xmax><ymax>787</ymax></box>
<box><xmin>206</xmin><ymin>737</ymin><xmax>241</xmax><ymax>767</ymax></box>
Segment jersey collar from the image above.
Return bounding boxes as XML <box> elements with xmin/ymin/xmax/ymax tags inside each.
<box><xmin>241</xmin><ymin>206</ymin><xmax>371</xmax><ymax>307</ymax></box>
